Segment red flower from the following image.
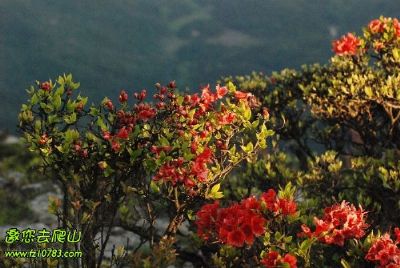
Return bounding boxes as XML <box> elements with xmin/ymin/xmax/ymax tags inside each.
<box><xmin>196</xmin><ymin>196</ymin><xmax>266</xmax><ymax>247</ymax></box>
<box><xmin>102</xmin><ymin>131</ymin><xmax>112</xmax><ymax>140</ymax></box>
<box><xmin>168</xmin><ymin>80</ymin><xmax>176</xmax><ymax>89</ymax></box>
<box><xmin>332</xmin><ymin>33</ymin><xmax>361</xmax><ymax>56</ymax></box>
<box><xmin>40</xmin><ymin>82</ymin><xmax>51</xmax><ymax>91</ymax></box>
<box><xmin>200</xmin><ymin>85</ymin><xmax>217</xmax><ymax>111</ymax></box>
<box><xmin>218</xmin><ymin>112</ymin><xmax>236</xmax><ymax>125</ymax></box>
<box><xmin>394</xmin><ymin>227</ymin><xmax>400</xmax><ymax>244</ymax></box>
<box><xmin>191</xmin><ymin>94</ymin><xmax>201</xmax><ymax>107</ymax></box>
<box><xmin>136</xmin><ymin>104</ymin><xmax>156</xmax><ymax>121</ymax></box>
<box><xmin>195</xmin><ymin>202</ymin><xmax>220</xmax><ymax>240</ymax></box>
<box><xmin>282</xmin><ymin>254</ymin><xmax>297</xmax><ymax>268</ymax></box>
<box><xmin>116</xmin><ymin>127</ymin><xmax>130</xmax><ymax>139</ymax></box>
<box><xmin>38</xmin><ymin>133</ymin><xmax>49</xmax><ymax>145</ymax></box>
<box><xmin>112</xmin><ymin>140</ymin><xmax>121</xmax><ymax>152</ymax></box>
<box><xmin>234</xmin><ymin>90</ymin><xmax>251</xmax><ymax>100</ymax></box>
<box><xmin>262</xmin><ymin>107</ymin><xmax>270</xmax><ymax>119</ymax></box>
<box><xmin>119</xmin><ymin>90</ymin><xmax>128</xmax><ymax>103</ymax></box>
<box><xmin>278</xmin><ymin>198</ymin><xmax>297</xmax><ymax>216</ymax></box>
<box><xmin>150</xmin><ymin>145</ymin><xmax>172</xmax><ymax>155</ymax></box>
<box><xmin>227</xmin><ymin>229</ymin><xmax>246</xmax><ymax>247</ymax></box>
<box><xmin>369</xmin><ymin>19</ymin><xmax>385</xmax><ymax>33</ymax></box>
<box><xmin>394</xmin><ymin>18</ymin><xmax>400</xmax><ymax>37</ymax></box>
<box><xmin>251</xmin><ymin>215</ymin><xmax>266</xmax><ymax>235</ymax></box>
<box><xmin>216</xmin><ymin>85</ymin><xmax>228</xmax><ymax>99</ymax></box>
<box><xmin>241</xmin><ymin>196</ymin><xmax>261</xmax><ymax>211</ymax></box>
<box><xmin>365</xmin><ymin>233</ymin><xmax>400</xmax><ymax>267</ymax></box>
<box><xmin>74</xmin><ymin>143</ymin><xmax>81</xmax><ymax>152</ymax></box>
<box><xmin>261</xmin><ymin>251</ymin><xmax>297</xmax><ymax>268</ymax></box>
<box><xmin>241</xmin><ymin>223</ymin><xmax>255</xmax><ymax>244</ymax></box>
<box><xmin>197</xmin><ymin>147</ymin><xmax>213</xmax><ymax>162</ymax></box>
<box><xmin>134</xmin><ymin>89</ymin><xmax>147</xmax><ymax>101</ymax></box>
<box><xmin>104</xmin><ymin>99</ymin><xmax>114</xmax><ymax>111</ymax></box>
<box><xmin>298</xmin><ymin>201</ymin><xmax>368</xmax><ymax>246</ymax></box>
<box><xmin>80</xmin><ymin>149</ymin><xmax>88</xmax><ymax>158</ymax></box>
<box><xmin>260</xmin><ymin>251</ymin><xmax>280</xmax><ymax>267</ymax></box>
<box><xmin>190</xmin><ymin>141</ymin><xmax>198</xmax><ymax>153</ymax></box>
<box><xmin>261</xmin><ymin>189</ymin><xmax>278</xmax><ymax>212</ymax></box>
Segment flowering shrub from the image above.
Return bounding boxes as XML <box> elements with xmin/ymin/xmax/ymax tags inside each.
<box><xmin>365</xmin><ymin>231</ymin><xmax>400</xmax><ymax>268</ymax></box>
<box><xmin>299</xmin><ymin>201</ymin><xmax>368</xmax><ymax>246</ymax></box>
<box><xmin>332</xmin><ymin>33</ymin><xmax>361</xmax><ymax>55</ymax></box>
<box><xmin>195</xmin><ymin>186</ymin><xmax>399</xmax><ymax>267</ymax></box>
<box><xmin>218</xmin><ymin>16</ymin><xmax>400</xmax><ymax>267</ymax></box>
<box><xmin>17</xmin><ymin>75</ymin><xmax>271</xmax><ymax>267</ymax></box>
<box><xmin>10</xmin><ymin>16</ymin><xmax>400</xmax><ymax>268</ymax></box>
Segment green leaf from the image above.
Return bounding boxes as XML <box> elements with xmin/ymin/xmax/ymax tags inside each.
<box><xmin>242</xmin><ymin>104</ymin><xmax>251</xmax><ymax>121</ymax></box>
<box><xmin>241</xmin><ymin>142</ymin><xmax>254</xmax><ymax>154</ymax></box>
<box><xmin>129</xmin><ymin>149</ymin><xmax>142</xmax><ymax>160</ymax></box>
<box><xmin>77</xmin><ymin>95</ymin><xmax>88</xmax><ymax>106</ymax></box>
<box><xmin>206</xmin><ymin>183</ymin><xmax>224</xmax><ymax>199</ymax></box>
<box><xmin>48</xmin><ymin>114</ymin><xmax>60</xmax><ymax>124</ymax></box>
<box><xmin>274</xmin><ymin>231</ymin><xmax>283</xmax><ymax>241</ymax></box>
<box><xmin>55</xmin><ymin>85</ymin><xmax>65</xmax><ymax>96</ymax></box>
<box><xmin>227</xmin><ymin>81</ymin><xmax>236</xmax><ymax>93</ymax></box>
<box><xmin>89</xmin><ymin>107</ymin><xmax>99</xmax><ymax>116</ymax></box>
<box><xmin>34</xmin><ymin>120</ymin><xmax>42</xmax><ymax>132</ymax></box>
<box><xmin>96</xmin><ymin>117</ymin><xmax>107</xmax><ymax>131</ymax></box>
<box><xmin>31</xmin><ymin>93</ymin><xmax>39</xmax><ymax>105</ymax></box>
<box><xmin>393</xmin><ymin>48</ymin><xmax>400</xmax><ymax>61</ymax></box>
<box><xmin>66</xmin><ymin>99</ymin><xmax>76</xmax><ymax>113</ymax></box>
<box><xmin>65</xmin><ymin>129</ymin><xmax>80</xmax><ymax>143</ymax></box>
<box><xmin>150</xmin><ymin>181</ymin><xmax>160</xmax><ymax>193</ymax></box>
<box><xmin>364</xmin><ymin>86</ymin><xmax>373</xmax><ymax>98</ymax></box>
<box><xmin>340</xmin><ymin>259</ymin><xmax>352</xmax><ymax>268</ymax></box>
<box><xmin>64</xmin><ymin>113</ymin><xmax>77</xmax><ymax>124</ymax></box>
<box><xmin>53</xmin><ymin>94</ymin><xmax>62</xmax><ymax>110</ymax></box>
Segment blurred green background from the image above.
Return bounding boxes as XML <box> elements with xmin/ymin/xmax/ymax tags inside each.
<box><xmin>1</xmin><ymin>0</ymin><xmax>400</xmax><ymax>132</ymax></box>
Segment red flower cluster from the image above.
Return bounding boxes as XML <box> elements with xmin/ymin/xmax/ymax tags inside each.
<box><xmin>196</xmin><ymin>197</ymin><xmax>266</xmax><ymax>247</ymax></box>
<box><xmin>116</xmin><ymin>127</ymin><xmax>130</xmax><ymax>139</ymax></box>
<box><xmin>40</xmin><ymin>81</ymin><xmax>52</xmax><ymax>92</ymax></box>
<box><xmin>369</xmin><ymin>19</ymin><xmax>385</xmax><ymax>34</ymax></box>
<box><xmin>153</xmin><ymin>147</ymin><xmax>213</xmax><ymax>187</ymax></box>
<box><xmin>150</xmin><ymin>145</ymin><xmax>172</xmax><ymax>156</ymax></box>
<box><xmin>104</xmin><ymin>98</ymin><xmax>114</xmax><ymax>111</ymax></box>
<box><xmin>395</xmin><ymin>227</ymin><xmax>400</xmax><ymax>244</ymax></box>
<box><xmin>234</xmin><ymin>90</ymin><xmax>252</xmax><ymax>100</ymax></box>
<box><xmin>261</xmin><ymin>189</ymin><xmax>297</xmax><ymax>216</ymax></box>
<box><xmin>191</xmin><ymin>147</ymin><xmax>213</xmax><ymax>182</ymax></box>
<box><xmin>365</xmin><ymin>232</ymin><xmax>400</xmax><ymax>268</ymax></box>
<box><xmin>394</xmin><ymin>18</ymin><xmax>400</xmax><ymax>37</ymax></box>
<box><xmin>73</xmin><ymin>141</ymin><xmax>88</xmax><ymax>158</ymax></box>
<box><xmin>135</xmin><ymin>103</ymin><xmax>156</xmax><ymax>122</ymax></box>
<box><xmin>332</xmin><ymin>33</ymin><xmax>361</xmax><ymax>56</ymax></box>
<box><xmin>101</xmin><ymin>126</ymin><xmax>132</xmax><ymax>153</ymax></box>
<box><xmin>299</xmin><ymin>201</ymin><xmax>368</xmax><ymax>246</ymax></box>
<box><xmin>260</xmin><ymin>250</ymin><xmax>297</xmax><ymax>268</ymax></box>
<box><xmin>134</xmin><ymin>89</ymin><xmax>146</xmax><ymax>102</ymax></box>
<box><xmin>119</xmin><ymin>90</ymin><xmax>128</xmax><ymax>103</ymax></box>
<box><xmin>197</xmin><ymin>85</ymin><xmax>228</xmax><ymax>112</ymax></box>
<box><xmin>116</xmin><ymin>110</ymin><xmax>136</xmax><ymax>128</ymax></box>
<box><xmin>218</xmin><ymin>112</ymin><xmax>236</xmax><ymax>125</ymax></box>
<box><xmin>38</xmin><ymin>133</ymin><xmax>49</xmax><ymax>145</ymax></box>
<box><xmin>368</xmin><ymin>18</ymin><xmax>400</xmax><ymax>38</ymax></box>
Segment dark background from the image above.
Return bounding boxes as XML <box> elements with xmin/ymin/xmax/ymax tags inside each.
<box><xmin>1</xmin><ymin>0</ymin><xmax>399</xmax><ymax>132</ymax></box>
